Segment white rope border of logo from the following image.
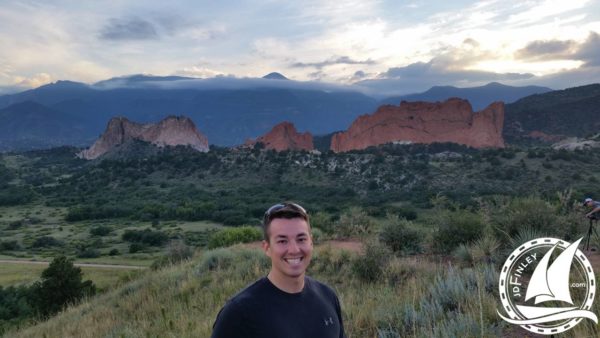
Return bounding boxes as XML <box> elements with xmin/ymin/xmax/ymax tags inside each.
<box><xmin>498</xmin><ymin>237</ymin><xmax>596</xmax><ymax>335</ymax></box>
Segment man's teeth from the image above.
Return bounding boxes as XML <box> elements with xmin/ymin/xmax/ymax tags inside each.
<box><xmin>286</xmin><ymin>258</ymin><xmax>302</xmax><ymax>264</ymax></box>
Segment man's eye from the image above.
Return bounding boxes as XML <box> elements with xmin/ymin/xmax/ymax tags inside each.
<box><xmin>278</xmin><ymin>240</ymin><xmax>287</xmax><ymax>244</ymax></box>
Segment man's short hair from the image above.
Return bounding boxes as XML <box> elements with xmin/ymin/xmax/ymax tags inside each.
<box><xmin>262</xmin><ymin>202</ymin><xmax>310</xmax><ymax>241</ymax></box>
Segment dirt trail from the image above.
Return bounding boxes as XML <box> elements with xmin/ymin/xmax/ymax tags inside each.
<box><xmin>0</xmin><ymin>259</ymin><xmax>147</xmax><ymax>270</ymax></box>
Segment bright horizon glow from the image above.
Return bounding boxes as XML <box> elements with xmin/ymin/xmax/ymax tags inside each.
<box><xmin>0</xmin><ymin>0</ymin><xmax>599</xmax><ymax>95</ymax></box>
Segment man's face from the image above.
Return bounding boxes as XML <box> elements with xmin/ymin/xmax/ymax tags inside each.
<box><xmin>586</xmin><ymin>201</ymin><xmax>592</xmax><ymax>207</ymax></box>
<box><xmin>263</xmin><ymin>217</ymin><xmax>313</xmax><ymax>280</ymax></box>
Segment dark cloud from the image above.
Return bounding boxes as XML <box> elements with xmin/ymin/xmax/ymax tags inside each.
<box><xmin>380</xmin><ymin>58</ymin><xmax>532</xmax><ymax>82</ymax></box>
<box><xmin>99</xmin><ymin>17</ymin><xmax>159</xmax><ymax>41</ymax></box>
<box><xmin>574</xmin><ymin>32</ymin><xmax>600</xmax><ymax>67</ymax></box>
<box><xmin>291</xmin><ymin>56</ymin><xmax>376</xmax><ymax>69</ymax></box>
<box><xmin>515</xmin><ymin>39</ymin><xmax>576</xmax><ymax>61</ymax></box>
<box><xmin>91</xmin><ymin>75</ymin><xmax>363</xmax><ymax>95</ymax></box>
<box><xmin>348</xmin><ymin>70</ymin><xmax>375</xmax><ymax>83</ymax></box>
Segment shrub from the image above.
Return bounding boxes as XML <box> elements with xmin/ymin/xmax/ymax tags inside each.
<box><xmin>29</xmin><ymin>256</ymin><xmax>96</xmax><ymax>317</ymax></box>
<box><xmin>167</xmin><ymin>240</ymin><xmax>194</xmax><ymax>262</ymax></box>
<box><xmin>0</xmin><ymin>240</ymin><xmax>21</xmax><ymax>251</ymax></box>
<box><xmin>432</xmin><ymin>210</ymin><xmax>483</xmax><ymax>254</ymax></box>
<box><xmin>129</xmin><ymin>243</ymin><xmax>145</xmax><ymax>253</ymax></box>
<box><xmin>379</xmin><ymin>215</ymin><xmax>423</xmax><ymax>255</ymax></box>
<box><xmin>352</xmin><ymin>242</ymin><xmax>391</xmax><ymax>282</ymax></box>
<box><xmin>90</xmin><ymin>226</ymin><xmax>112</xmax><ymax>236</ymax></box>
<box><xmin>311</xmin><ymin>227</ymin><xmax>324</xmax><ymax>244</ymax></box>
<box><xmin>77</xmin><ymin>248</ymin><xmax>100</xmax><ymax>258</ymax></box>
<box><xmin>470</xmin><ymin>235</ymin><xmax>501</xmax><ymax>265</ymax></box>
<box><xmin>492</xmin><ymin>196</ymin><xmax>566</xmax><ymax>239</ymax></box>
<box><xmin>152</xmin><ymin>240</ymin><xmax>195</xmax><ymax>270</ymax></box>
<box><xmin>0</xmin><ymin>186</ymin><xmax>36</xmax><ymax>206</ymax></box>
<box><xmin>31</xmin><ymin>236</ymin><xmax>63</xmax><ymax>248</ymax></box>
<box><xmin>335</xmin><ymin>207</ymin><xmax>375</xmax><ymax>238</ymax></box>
<box><xmin>197</xmin><ymin>248</ymin><xmax>236</xmax><ymax>272</ymax></box>
<box><xmin>108</xmin><ymin>248</ymin><xmax>120</xmax><ymax>256</ymax></box>
<box><xmin>122</xmin><ymin>229</ymin><xmax>168</xmax><ymax>246</ymax></box>
<box><xmin>7</xmin><ymin>220</ymin><xmax>24</xmax><ymax>230</ymax></box>
<box><xmin>311</xmin><ymin>211</ymin><xmax>334</xmax><ymax>234</ymax></box>
<box><xmin>207</xmin><ymin>226</ymin><xmax>262</xmax><ymax>249</ymax></box>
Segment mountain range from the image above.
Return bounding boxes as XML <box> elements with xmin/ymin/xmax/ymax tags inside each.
<box><xmin>381</xmin><ymin>82</ymin><xmax>552</xmax><ymax>111</ymax></box>
<box><xmin>0</xmin><ymin>73</ymin><xmax>596</xmax><ymax>151</ymax></box>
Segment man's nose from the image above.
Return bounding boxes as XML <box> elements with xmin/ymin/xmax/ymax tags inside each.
<box><xmin>288</xmin><ymin>240</ymin><xmax>300</xmax><ymax>253</ymax></box>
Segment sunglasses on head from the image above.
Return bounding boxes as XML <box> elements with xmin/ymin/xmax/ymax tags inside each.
<box><xmin>263</xmin><ymin>202</ymin><xmax>307</xmax><ymax>221</ymax></box>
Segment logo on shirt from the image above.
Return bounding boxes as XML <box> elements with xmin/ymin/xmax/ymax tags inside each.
<box><xmin>323</xmin><ymin>317</ymin><xmax>334</xmax><ymax>326</ymax></box>
<box><xmin>497</xmin><ymin>237</ymin><xmax>597</xmax><ymax>335</ymax></box>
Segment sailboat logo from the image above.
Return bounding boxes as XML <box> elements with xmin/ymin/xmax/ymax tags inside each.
<box><xmin>498</xmin><ymin>237</ymin><xmax>597</xmax><ymax>335</ymax></box>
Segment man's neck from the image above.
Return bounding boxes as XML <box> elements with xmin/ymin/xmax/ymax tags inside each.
<box><xmin>267</xmin><ymin>271</ymin><xmax>305</xmax><ymax>293</ymax></box>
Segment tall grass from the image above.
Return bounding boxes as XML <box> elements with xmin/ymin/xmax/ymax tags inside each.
<box><xmin>4</xmin><ymin>246</ymin><xmax>515</xmax><ymax>338</ymax></box>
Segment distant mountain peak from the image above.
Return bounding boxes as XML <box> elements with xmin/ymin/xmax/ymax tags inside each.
<box><xmin>483</xmin><ymin>82</ymin><xmax>507</xmax><ymax>88</ymax></box>
<box><xmin>262</xmin><ymin>72</ymin><xmax>289</xmax><ymax>80</ymax></box>
<box><xmin>38</xmin><ymin>80</ymin><xmax>88</xmax><ymax>90</ymax></box>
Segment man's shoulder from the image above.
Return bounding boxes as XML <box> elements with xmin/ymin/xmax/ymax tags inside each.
<box><xmin>306</xmin><ymin>276</ymin><xmax>338</xmax><ymax>299</ymax></box>
<box><xmin>228</xmin><ymin>277</ymin><xmax>270</xmax><ymax>305</ymax></box>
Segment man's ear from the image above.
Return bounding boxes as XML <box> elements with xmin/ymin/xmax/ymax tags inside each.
<box><xmin>262</xmin><ymin>239</ymin><xmax>271</xmax><ymax>256</ymax></box>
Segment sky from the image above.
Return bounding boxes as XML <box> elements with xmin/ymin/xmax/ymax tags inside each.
<box><xmin>1</xmin><ymin>0</ymin><xmax>599</xmax><ymax>96</ymax></box>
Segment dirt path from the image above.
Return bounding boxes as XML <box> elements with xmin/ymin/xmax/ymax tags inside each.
<box><xmin>0</xmin><ymin>259</ymin><xmax>147</xmax><ymax>270</ymax></box>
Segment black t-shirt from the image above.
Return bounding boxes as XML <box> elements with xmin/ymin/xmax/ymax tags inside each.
<box><xmin>211</xmin><ymin>276</ymin><xmax>346</xmax><ymax>338</ymax></box>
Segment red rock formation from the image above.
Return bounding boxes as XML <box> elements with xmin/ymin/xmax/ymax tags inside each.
<box><xmin>79</xmin><ymin>116</ymin><xmax>209</xmax><ymax>159</ymax></box>
<box><xmin>330</xmin><ymin>98</ymin><xmax>504</xmax><ymax>152</ymax></box>
<box><xmin>245</xmin><ymin>121</ymin><xmax>313</xmax><ymax>151</ymax></box>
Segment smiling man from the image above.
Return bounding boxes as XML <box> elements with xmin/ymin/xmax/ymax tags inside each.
<box><xmin>211</xmin><ymin>202</ymin><xmax>346</xmax><ymax>338</ymax></box>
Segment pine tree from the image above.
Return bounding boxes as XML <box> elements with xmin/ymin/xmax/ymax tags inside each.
<box><xmin>29</xmin><ymin>255</ymin><xmax>96</xmax><ymax>317</ymax></box>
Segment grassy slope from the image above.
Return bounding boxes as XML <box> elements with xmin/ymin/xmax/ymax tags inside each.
<box><xmin>4</xmin><ymin>246</ymin><xmax>505</xmax><ymax>338</ymax></box>
<box><xmin>5</xmin><ymin>243</ymin><xmax>600</xmax><ymax>338</ymax></box>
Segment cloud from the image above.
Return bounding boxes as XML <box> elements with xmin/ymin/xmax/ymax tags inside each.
<box><xmin>99</xmin><ymin>17</ymin><xmax>159</xmax><ymax>41</ymax></box>
<box><xmin>88</xmin><ymin>73</ymin><xmax>364</xmax><ymax>95</ymax></box>
<box><xmin>381</xmin><ymin>57</ymin><xmax>532</xmax><ymax>82</ymax></box>
<box><xmin>514</xmin><ymin>31</ymin><xmax>600</xmax><ymax>66</ymax></box>
<box><xmin>12</xmin><ymin>73</ymin><xmax>53</xmax><ymax>88</ymax></box>
<box><xmin>348</xmin><ymin>35</ymin><xmax>547</xmax><ymax>97</ymax></box>
<box><xmin>175</xmin><ymin>66</ymin><xmax>226</xmax><ymax>78</ymax></box>
<box><xmin>355</xmin><ymin>56</ymin><xmax>533</xmax><ymax>97</ymax></box>
<box><xmin>515</xmin><ymin>39</ymin><xmax>577</xmax><ymax>61</ymax></box>
<box><xmin>574</xmin><ymin>31</ymin><xmax>600</xmax><ymax>67</ymax></box>
<box><xmin>291</xmin><ymin>56</ymin><xmax>376</xmax><ymax>69</ymax></box>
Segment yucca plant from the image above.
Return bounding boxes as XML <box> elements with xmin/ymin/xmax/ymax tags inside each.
<box><xmin>471</xmin><ymin>235</ymin><xmax>501</xmax><ymax>265</ymax></box>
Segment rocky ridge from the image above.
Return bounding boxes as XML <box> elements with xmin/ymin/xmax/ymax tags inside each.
<box><xmin>244</xmin><ymin>121</ymin><xmax>313</xmax><ymax>151</ymax></box>
<box><xmin>330</xmin><ymin>98</ymin><xmax>505</xmax><ymax>152</ymax></box>
<box><xmin>79</xmin><ymin>116</ymin><xmax>209</xmax><ymax>159</ymax></box>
